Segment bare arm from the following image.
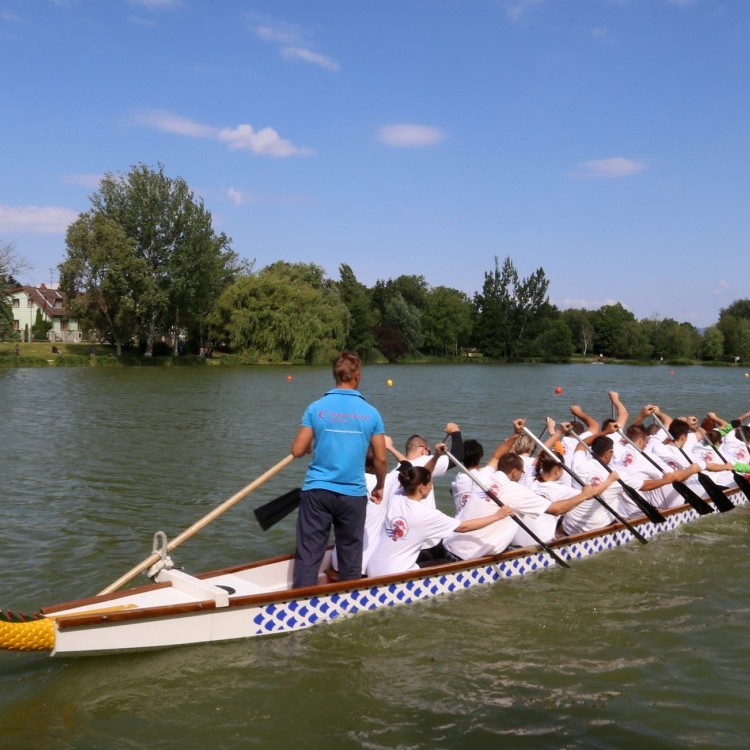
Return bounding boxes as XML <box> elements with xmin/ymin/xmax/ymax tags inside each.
<box><xmin>487</xmin><ymin>419</ymin><xmax>525</xmax><ymax>468</ymax></box>
<box><xmin>570</xmin><ymin>404</ymin><xmax>599</xmax><ymax>433</ymax></box>
<box><xmin>369</xmin><ymin>433</ymin><xmax>388</xmax><ymax>503</ymax></box>
<box><xmin>291</xmin><ymin>425</ymin><xmax>314</xmax><ymax>458</ymax></box>
<box><xmin>455</xmin><ymin>506</ymin><xmax>513</xmax><ymax>532</ymax></box>
<box><xmin>544</xmin><ymin>472</ymin><xmax>619</xmax><ymax>516</ymax></box>
<box><xmin>384</xmin><ymin>434</ymin><xmax>406</xmax><ymax>463</ymax></box>
<box><xmin>609</xmin><ymin>391</ymin><xmax>628</xmax><ymax>428</ymax></box>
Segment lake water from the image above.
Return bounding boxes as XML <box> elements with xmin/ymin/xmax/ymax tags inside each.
<box><xmin>1</xmin><ymin>363</ymin><xmax>749</xmax><ymax>748</ymax></box>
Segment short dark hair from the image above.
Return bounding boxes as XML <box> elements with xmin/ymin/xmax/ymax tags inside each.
<box><xmin>463</xmin><ymin>439</ymin><xmax>484</xmax><ymax>468</ymax></box>
<box><xmin>536</xmin><ymin>451</ymin><xmax>563</xmax><ymax>479</ymax></box>
<box><xmin>668</xmin><ymin>419</ymin><xmax>690</xmax><ymax>441</ymax></box>
<box><xmin>591</xmin><ymin>436</ymin><xmax>614</xmax><ymax>458</ymax></box>
<box><xmin>497</xmin><ymin>452</ymin><xmax>523</xmax><ymax>475</ymax></box>
<box><xmin>626</xmin><ymin>424</ymin><xmax>647</xmax><ymax>441</ymax></box>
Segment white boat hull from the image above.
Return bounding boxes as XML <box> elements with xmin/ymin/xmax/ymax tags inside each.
<box><xmin>31</xmin><ymin>491</ymin><xmax>744</xmax><ymax>657</ymax></box>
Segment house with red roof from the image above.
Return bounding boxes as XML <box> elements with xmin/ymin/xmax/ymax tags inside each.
<box><xmin>9</xmin><ymin>284</ymin><xmax>82</xmax><ymax>343</ymax></box>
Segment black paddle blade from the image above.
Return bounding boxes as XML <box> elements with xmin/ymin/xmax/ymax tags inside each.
<box><xmin>671</xmin><ymin>481</ymin><xmax>714</xmax><ymax>515</ymax></box>
<box><xmin>622</xmin><ymin>483</ymin><xmax>666</xmax><ymax>524</ymax></box>
<box><xmin>254</xmin><ymin>488</ymin><xmax>302</xmax><ymax>531</ymax></box>
<box><xmin>696</xmin><ymin>473</ymin><xmax>734</xmax><ymax>513</ymax></box>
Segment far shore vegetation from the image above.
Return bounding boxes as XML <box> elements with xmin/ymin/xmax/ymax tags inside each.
<box><xmin>4</xmin><ymin>163</ymin><xmax>750</xmax><ymax>369</ymax></box>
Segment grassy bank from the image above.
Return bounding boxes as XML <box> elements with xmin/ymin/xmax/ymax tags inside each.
<box><xmin>0</xmin><ymin>342</ymin><xmax>222</xmax><ymax>368</ymax></box>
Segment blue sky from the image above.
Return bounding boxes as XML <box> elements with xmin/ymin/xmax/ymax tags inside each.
<box><xmin>1</xmin><ymin>0</ymin><xmax>749</xmax><ymax>328</ymax></box>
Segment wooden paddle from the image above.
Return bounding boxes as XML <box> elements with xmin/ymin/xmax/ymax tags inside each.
<box><xmin>99</xmin><ymin>454</ymin><xmax>296</xmax><ymax>595</ymax></box>
<box><xmin>254</xmin><ymin>487</ymin><xmax>301</xmax><ymax>530</ymax></box>
<box><xmin>695</xmin><ymin>425</ymin><xmax>750</xmax><ymax>502</ymax></box>
<box><xmin>522</xmin><ymin>426</ymin><xmax>648</xmax><ymax>544</ymax></box>
<box><xmin>651</xmin><ymin>415</ymin><xmax>734</xmax><ymax>513</ymax></box>
<box><xmin>614</xmin><ymin>428</ymin><xmax>714</xmax><ymax>516</ymax></box>
<box><xmin>565</xmin><ymin>428</ymin><xmax>667</xmax><ymax>524</ymax></box>
<box><xmin>443</xmin><ymin>448</ymin><xmax>570</xmax><ymax>568</ymax></box>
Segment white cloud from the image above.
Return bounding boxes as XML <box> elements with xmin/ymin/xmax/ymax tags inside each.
<box><xmin>0</xmin><ymin>9</ymin><xmax>22</xmax><ymax>22</ymax></box>
<box><xmin>218</xmin><ymin>124</ymin><xmax>313</xmax><ymax>157</ymax></box>
<box><xmin>505</xmin><ymin>0</ymin><xmax>545</xmax><ymax>23</ymax></box>
<box><xmin>573</xmin><ymin>157</ymin><xmax>648</xmax><ymax>179</ymax></box>
<box><xmin>127</xmin><ymin>0</ymin><xmax>183</xmax><ymax>9</ymax></box>
<box><xmin>251</xmin><ymin>17</ymin><xmax>340</xmax><ymax>72</ymax></box>
<box><xmin>713</xmin><ymin>280</ymin><xmax>731</xmax><ymax>295</ymax></box>
<box><xmin>134</xmin><ymin>109</ymin><xmax>216</xmax><ymax>138</ymax></box>
<box><xmin>64</xmin><ymin>173</ymin><xmax>103</xmax><ymax>188</ymax></box>
<box><xmin>281</xmin><ymin>46</ymin><xmax>340</xmax><ymax>72</ymax></box>
<box><xmin>225</xmin><ymin>187</ymin><xmax>260</xmax><ymax>206</ymax></box>
<box><xmin>134</xmin><ymin>109</ymin><xmax>313</xmax><ymax>157</ymax></box>
<box><xmin>377</xmin><ymin>124</ymin><xmax>446</xmax><ymax>148</ymax></box>
<box><xmin>0</xmin><ymin>205</ymin><xmax>78</xmax><ymax>234</ymax></box>
<box><xmin>557</xmin><ymin>297</ymin><xmax>624</xmax><ymax>311</ymax></box>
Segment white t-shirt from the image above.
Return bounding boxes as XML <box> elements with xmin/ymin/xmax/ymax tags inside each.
<box><xmin>366</xmin><ymin>493</ymin><xmax>459</xmax><ymax>577</ymax></box>
<box><xmin>690</xmin><ymin>441</ymin><xmax>734</xmax><ymax>487</ymax></box>
<box><xmin>563</xmin><ymin>452</ymin><xmax>617</xmax><ymax>534</ymax></box>
<box><xmin>331</xmin><ymin>470</ymin><xmax>401</xmax><ymax>574</ymax></box>
<box><xmin>558</xmin><ymin>432</ymin><xmax>590</xmax><ymax>487</ymax></box>
<box><xmin>444</xmin><ymin>470</ymin><xmax>549</xmax><ymax>560</ymax></box>
<box><xmin>648</xmin><ymin>440</ymin><xmax>707</xmax><ymax>497</ymax></box>
<box><xmin>610</xmin><ymin>441</ymin><xmax>673</xmax><ymax>513</ymax></box>
<box><xmin>722</xmin><ymin>431</ymin><xmax>750</xmax><ymax>464</ymax></box>
<box><xmin>397</xmin><ymin>454</ymin><xmax>450</xmax><ymax>510</ymax></box>
<box><xmin>511</xmin><ymin>479</ymin><xmax>572</xmax><ymax>546</ymax></box>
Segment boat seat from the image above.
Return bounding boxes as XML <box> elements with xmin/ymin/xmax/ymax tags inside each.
<box><xmin>155</xmin><ymin>569</ymin><xmax>230</xmax><ymax>607</ymax></box>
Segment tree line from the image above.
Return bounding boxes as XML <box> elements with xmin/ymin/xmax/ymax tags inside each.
<box><xmin>3</xmin><ymin>163</ymin><xmax>750</xmax><ymax>364</ymax></box>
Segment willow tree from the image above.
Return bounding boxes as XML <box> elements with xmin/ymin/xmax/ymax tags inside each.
<box><xmin>214</xmin><ymin>262</ymin><xmax>349</xmax><ymax>363</ymax></box>
<box><xmin>86</xmin><ymin>163</ymin><xmax>236</xmax><ymax>355</ymax></box>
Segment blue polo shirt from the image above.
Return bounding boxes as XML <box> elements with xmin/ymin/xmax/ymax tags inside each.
<box><xmin>300</xmin><ymin>388</ymin><xmax>384</xmax><ymax>496</ymax></box>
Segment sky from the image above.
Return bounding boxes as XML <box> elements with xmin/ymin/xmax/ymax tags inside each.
<box><xmin>1</xmin><ymin>0</ymin><xmax>749</xmax><ymax>328</ymax></box>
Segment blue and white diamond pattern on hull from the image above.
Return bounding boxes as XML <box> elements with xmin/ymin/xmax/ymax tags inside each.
<box><xmin>251</xmin><ymin>497</ymin><xmax>744</xmax><ymax>636</ymax></box>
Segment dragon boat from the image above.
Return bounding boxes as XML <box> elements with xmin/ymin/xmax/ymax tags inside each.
<box><xmin>2</xmin><ymin>484</ymin><xmax>745</xmax><ymax>657</ymax></box>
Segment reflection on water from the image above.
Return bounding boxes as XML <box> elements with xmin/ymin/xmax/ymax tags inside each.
<box><xmin>1</xmin><ymin>364</ymin><xmax>750</xmax><ymax>748</ymax></box>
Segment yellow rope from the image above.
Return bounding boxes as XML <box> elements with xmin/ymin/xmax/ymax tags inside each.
<box><xmin>0</xmin><ymin>617</ymin><xmax>55</xmax><ymax>652</ymax></box>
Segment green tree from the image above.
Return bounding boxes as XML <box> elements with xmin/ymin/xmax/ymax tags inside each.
<box><xmin>591</xmin><ymin>303</ymin><xmax>637</xmax><ymax>357</ymax></box>
<box><xmin>734</xmin><ymin>319</ymin><xmax>750</xmax><ymax>363</ymax></box>
<box><xmin>32</xmin><ymin>308</ymin><xmax>53</xmax><ymax>341</ymax></box>
<box><xmin>371</xmin><ymin>275</ymin><xmax>427</xmax><ymax>358</ymax></box>
<box><xmin>644</xmin><ymin>318</ymin><xmax>698</xmax><ymax>360</ymax></box>
<box><xmin>60</xmin><ymin>212</ymin><xmax>148</xmax><ymax>356</ymax></box>
<box><xmin>526</xmin><ymin>318</ymin><xmax>575</xmax><ymax>362</ymax></box>
<box><xmin>337</xmin><ymin>264</ymin><xmax>379</xmax><ymax>360</ymax></box>
<box><xmin>620</xmin><ymin>320</ymin><xmax>653</xmax><ymax>361</ymax></box>
<box><xmin>700</xmin><ymin>326</ymin><xmax>724</xmax><ymax>361</ymax></box>
<box><xmin>472</xmin><ymin>256</ymin><xmax>550</xmax><ymax>360</ymax></box>
<box><xmin>561</xmin><ymin>308</ymin><xmax>595</xmax><ymax>357</ymax></box>
<box><xmin>214</xmin><ymin>262</ymin><xmax>348</xmax><ymax>363</ymax></box>
<box><xmin>717</xmin><ymin>300</ymin><xmax>750</xmax><ymax>360</ymax></box>
<box><xmin>383</xmin><ymin>291</ymin><xmax>423</xmax><ymax>356</ymax></box>
<box><xmin>88</xmin><ymin>163</ymin><xmax>237</xmax><ymax>355</ymax></box>
<box><xmin>422</xmin><ymin>286</ymin><xmax>473</xmax><ymax>357</ymax></box>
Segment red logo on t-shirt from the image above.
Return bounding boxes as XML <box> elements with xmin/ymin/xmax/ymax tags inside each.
<box><xmin>386</xmin><ymin>518</ymin><xmax>408</xmax><ymax>541</ymax></box>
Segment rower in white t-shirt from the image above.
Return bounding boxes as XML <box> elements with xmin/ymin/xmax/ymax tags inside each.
<box><xmin>366</xmin><ymin>447</ymin><xmax>510</xmax><ymax>577</ymax></box>
<box><xmin>445</xmin><ymin>450</ymin><xmax>619</xmax><ymax>559</ymax></box>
